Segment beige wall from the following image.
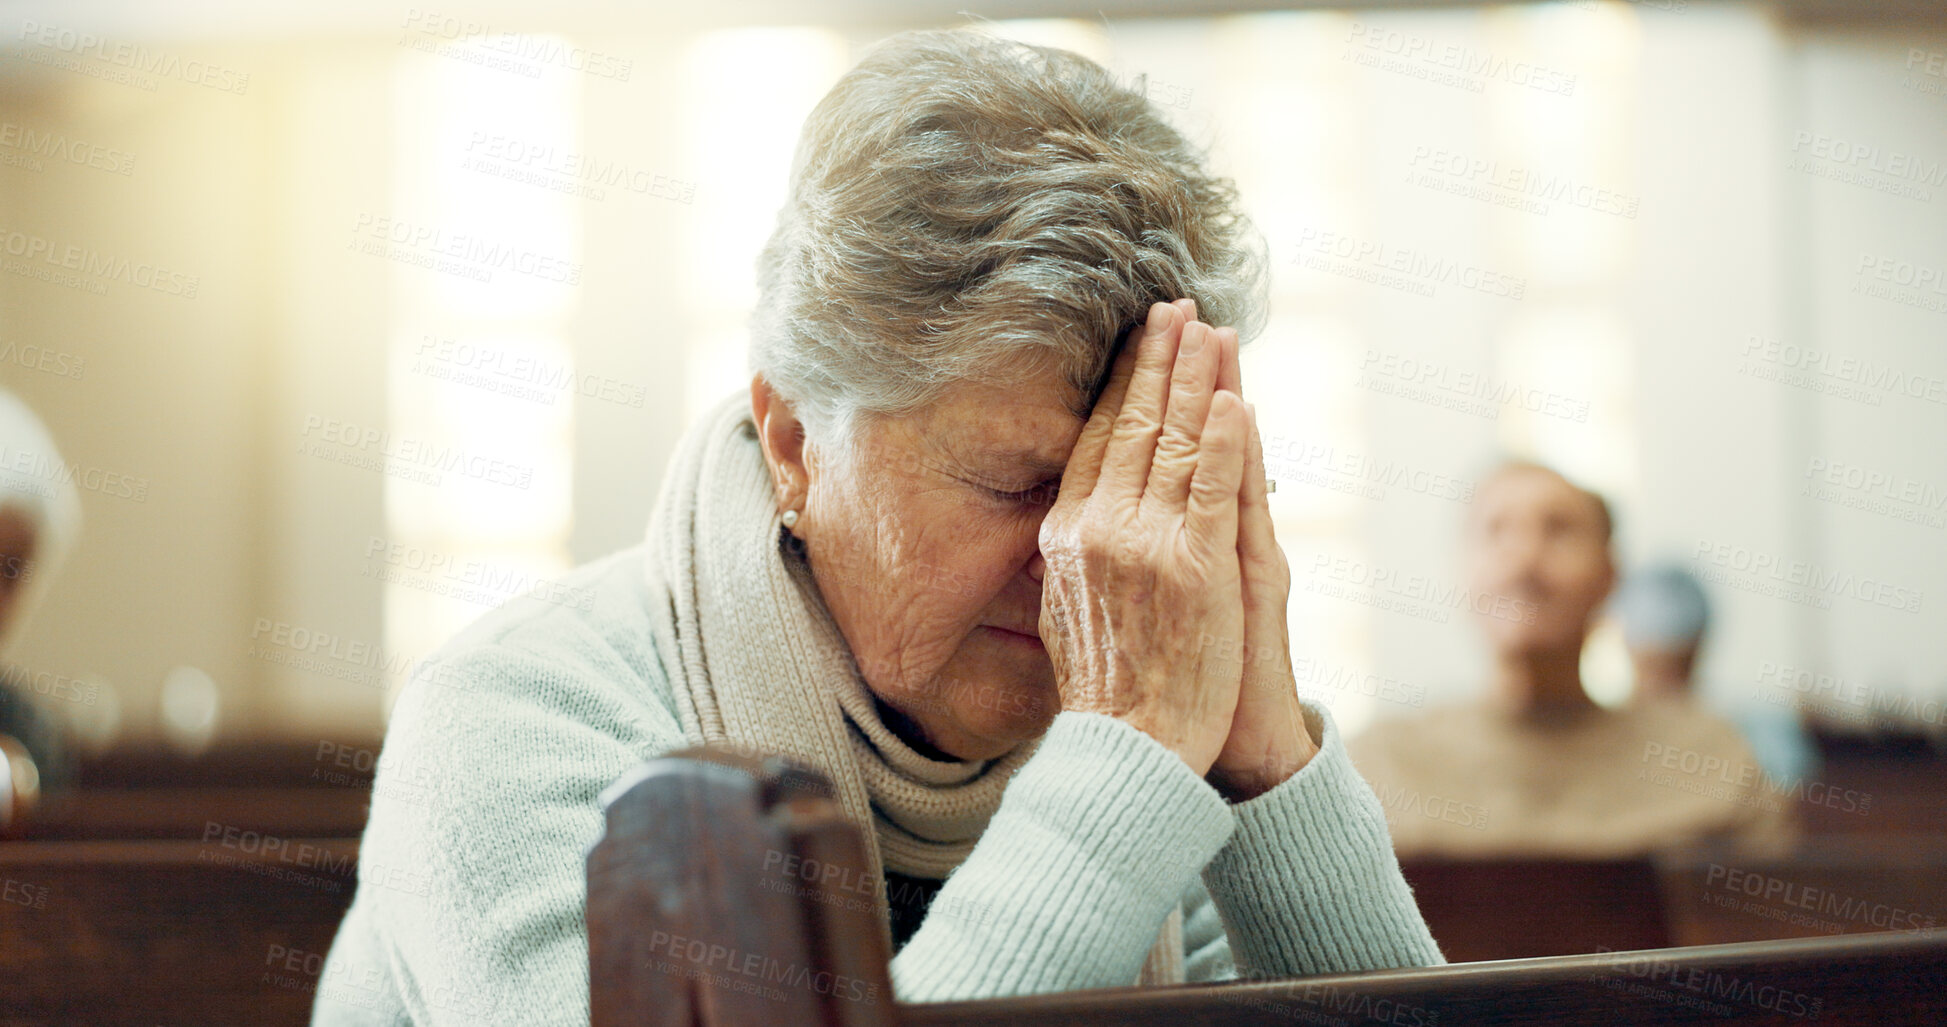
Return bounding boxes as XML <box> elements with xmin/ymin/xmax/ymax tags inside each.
<box><xmin>4</xmin><ymin>45</ymin><xmax>286</xmax><ymax>744</ymax></box>
<box><xmin>1</xmin><ymin>8</ymin><xmax>1941</xmax><ymax>750</ymax></box>
<box><xmin>2</xmin><ymin>43</ymin><xmax>407</xmax><ymax>746</ymax></box>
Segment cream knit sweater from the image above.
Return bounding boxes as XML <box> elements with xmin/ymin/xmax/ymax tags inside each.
<box><xmin>313</xmin><ymin>546</ymin><xmax>1443</xmax><ymax>1025</ymax></box>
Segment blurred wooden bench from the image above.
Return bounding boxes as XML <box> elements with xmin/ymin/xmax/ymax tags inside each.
<box><xmin>589</xmin><ymin>747</ymin><xmax>1947</xmax><ymax>1026</ymax></box>
<box><xmin>1399</xmin><ymin>857</ymin><xmax>1670</xmax><ymax>961</ymax></box>
<box><xmin>3</xmin><ymin>739</ymin><xmax>377</xmax><ymax>841</ymax></box>
<box><xmin>21</xmin><ymin>786</ymin><xmax>373</xmax><ymax>841</ymax></box>
<box><xmin>1658</xmin><ymin>833</ymin><xmax>1947</xmax><ymax>947</ymax></box>
<box><xmin>1379</xmin><ymin>837</ymin><xmax>1947</xmax><ymax>961</ymax></box>
<box><xmin>0</xmin><ymin>742</ymin><xmax>376</xmax><ymax>1023</ymax></box>
<box><xmin>0</xmin><ymin>837</ymin><xmax>358</xmax><ymax>1026</ymax></box>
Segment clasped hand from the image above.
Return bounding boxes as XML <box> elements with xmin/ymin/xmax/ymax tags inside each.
<box><xmin>1038</xmin><ymin>300</ymin><xmax>1318</xmax><ymax>801</ymax></box>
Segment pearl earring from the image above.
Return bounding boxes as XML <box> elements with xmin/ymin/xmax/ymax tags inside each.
<box><xmin>781</xmin><ymin>509</ymin><xmax>800</xmax><ymax>529</ymax></box>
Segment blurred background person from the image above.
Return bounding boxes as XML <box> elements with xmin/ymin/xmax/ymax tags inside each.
<box><xmin>0</xmin><ymin>389</ymin><xmax>82</xmax><ymax>833</ymax></box>
<box><xmin>1350</xmin><ymin>461</ymin><xmax>1792</xmax><ymax>858</ymax></box>
<box><xmin>1615</xmin><ymin>562</ymin><xmax>1820</xmax><ymax>788</ymax></box>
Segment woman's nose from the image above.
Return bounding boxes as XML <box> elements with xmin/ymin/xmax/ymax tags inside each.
<box><xmin>1027</xmin><ymin>549</ymin><xmax>1046</xmax><ymax>583</ymax></box>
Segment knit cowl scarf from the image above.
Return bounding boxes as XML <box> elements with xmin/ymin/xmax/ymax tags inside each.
<box><xmin>640</xmin><ymin>393</ymin><xmax>1184</xmax><ymax>984</ymax></box>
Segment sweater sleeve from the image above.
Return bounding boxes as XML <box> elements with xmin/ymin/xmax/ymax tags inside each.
<box><xmin>1181</xmin><ymin>876</ymin><xmax>1239</xmax><ymax>982</ymax></box>
<box><xmin>314</xmin><ymin>641</ymin><xmax>689</xmax><ymax>1027</ymax></box>
<box><xmin>1199</xmin><ymin>699</ymin><xmax>1446</xmax><ymax>977</ymax></box>
<box><xmin>318</xmin><ymin>624</ymin><xmax>1437</xmax><ymax>1022</ymax></box>
<box><xmin>890</xmin><ymin>711</ymin><xmax>1235</xmax><ymax>1001</ymax></box>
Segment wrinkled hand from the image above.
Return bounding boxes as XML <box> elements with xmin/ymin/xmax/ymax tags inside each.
<box><xmin>1190</xmin><ymin>300</ymin><xmax>1318</xmax><ymax>801</ymax></box>
<box><xmin>1037</xmin><ymin>302</ymin><xmax>1251</xmax><ymax>776</ymax></box>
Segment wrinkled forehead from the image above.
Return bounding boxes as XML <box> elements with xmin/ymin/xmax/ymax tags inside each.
<box><xmin>893</xmin><ymin>377</ymin><xmax>1087</xmax><ymax>473</ymax></box>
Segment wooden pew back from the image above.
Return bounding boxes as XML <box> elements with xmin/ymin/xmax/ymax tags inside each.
<box><xmin>588</xmin><ymin>747</ymin><xmax>896</xmax><ymax>1027</ymax></box>
<box><xmin>589</xmin><ymin>746</ymin><xmax>1947</xmax><ymax>1026</ymax></box>
<box><xmin>1658</xmin><ymin>834</ymin><xmax>1947</xmax><ymax>946</ymax></box>
<box><xmin>907</xmin><ymin>931</ymin><xmax>1947</xmax><ymax>1027</ymax></box>
<box><xmin>24</xmin><ymin>786</ymin><xmax>373</xmax><ymax>841</ymax></box>
<box><xmin>1399</xmin><ymin>857</ymin><xmax>1670</xmax><ymax>961</ymax></box>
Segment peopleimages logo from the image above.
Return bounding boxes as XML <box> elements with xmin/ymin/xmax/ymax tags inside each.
<box><xmin>1640</xmin><ymin>741</ymin><xmax>1871</xmax><ymax>814</ymax></box>
<box><xmin>1263</xmin><ymin>434</ymin><xmax>1476</xmax><ymax>504</ymax></box>
<box><xmin>460</xmin><ymin>133</ymin><xmax>693</xmax><ymax>203</ymax></box>
<box><xmin>0</xmin><ymin>225</ymin><xmax>200</xmax><ymax>297</ymax></box>
<box><xmin>1704</xmin><ymin>864</ymin><xmax>1937</xmax><ymax>932</ymax></box>
<box><xmin>1405</xmin><ymin>146</ymin><xmax>1639</xmax><ymax>218</ymax></box>
<box><xmin>399</xmin><ymin>9</ymin><xmax>633</xmax><ymax>81</ymax></box>
<box><xmin>1800</xmin><ymin>456</ymin><xmax>1947</xmax><ymax>530</ymax></box>
<box><xmin>411</xmin><ymin>336</ymin><xmax>647</xmax><ymax>409</ymax></box>
<box><xmin>1373</xmin><ymin>781</ymin><xmax>1490</xmax><ymax>830</ymax></box>
<box><xmin>0</xmin><ymin>444</ymin><xmax>151</xmax><ymax>502</ymax></box>
<box><xmin>1738</xmin><ymin>333</ymin><xmax>1944</xmax><ymax>407</ymax></box>
<box><xmin>645</xmin><ymin>929</ymin><xmax>881</xmax><ymax>1005</ymax></box>
<box><xmin>1357</xmin><ymin>349</ymin><xmax>1589</xmax><ymax>423</ymax></box>
<box><xmin>1292</xmin><ymin>227</ymin><xmax>1526</xmax><ymax>300</ymax></box>
<box><xmin>1306</xmin><ymin>555</ymin><xmax>1538</xmax><ymax>625</ymax></box>
<box><xmin>299</xmin><ymin>415</ymin><xmax>536</xmax><ymax>490</ymax></box>
<box><xmin>1852</xmin><ymin>252</ymin><xmax>1947</xmax><ymax>315</ymax></box>
<box><xmin>348</xmin><ymin>213</ymin><xmax>582</xmax><ymax>286</ymax></box>
<box><xmin>1804</xmin><ymin>457</ymin><xmax>1946</xmax><ymax>508</ymax></box>
<box><xmin>1589</xmin><ymin>946</ymin><xmax>1822</xmax><ymax>1020</ymax></box>
<box><xmin>1691</xmin><ymin>538</ymin><xmax>1924</xmax><ymax>614</ymax></box>
<box><xmin>0</xmin><ymin>665</ymin><xmax>101</xmax><ymax>707</ymax></box>
<box><xmin>0</xmin><ymin>341</ymin><xmax>86</xmax><ymax>381</ymax></box>
<box><xmin>15</xmin><ymin>21</ymin><xmax>251</xmax><ymax>94</ymax></box>
<box><xmin>1754</xmin><ymin>661</ymin><xmax>1946</xmax><ymax>729</ymax></box>
<box><xmin>362</xmin><ymin>537</ymin><xmax>598</xmax><ymax>612</ymax></box>
<box><xmin>1344</xmin><ymin>22</ymin><xmax>1577</xmax><ymax>96</ymax></box>
<box><xmin>0</xmin><ymin>122</ymin><xmax>136</xmax><ymax>176</ymax></box>
<box><xmin>1789</xmin><ymin>131</ymin><xmax>1947</xmax><ymax>195</ymax></box>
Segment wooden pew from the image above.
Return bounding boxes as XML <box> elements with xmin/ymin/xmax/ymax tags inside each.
<box><xmin>0</xmin><ymin>837</ymin><xmax>358</xmax><ymax>1026</ymax></box>
<box><xmin>1798</xmin><ymin>729</ymin><xmax>1947</xmax><ymax>837</ymax></box>
<box><xmin>589</xmin><ymin>747</ymin><xmax>896</xmax><ymax>1027</ymax></box>
<box><xmin>907</xmin><ymin>933</ymin><xmax>1946</xmax><ymax>1026</ymax></box>
<box><xmin>4</xmin><ymin>739</ymin><xmax>378</xmax><ymax>841</ymax></box>
<box><xmin>1657</xmin><ymin>834</ymin><xmax>1947</xmax><ymax>947</ymax></box>
<box><xmin>76</xmin><ymin>740</ymin><xmax>386</xmax><ymax>789</ymax></box>
<box><xmin>589</xmin><ymin>748</ymin><xmax>1947</xmax><ymax>1026</ymax></box>
<box><xmin>1398</xmin><ymin>857</ymin><xmax>1670</xmax><ymax>961</ymax></box>
<box><xmin>23</xmin><ymin>786</ymin><xmax>373</xmax><ymax>841</ymax></box>
<box><xmin>0</xmin><ymin>743</ymin><xmax>375</xmax><ymax>1023</ymax></box>
<box><xmin>1392</xmin><ymin>842</ymin><xmax>1947</xmax><ymax>962</ymax></box>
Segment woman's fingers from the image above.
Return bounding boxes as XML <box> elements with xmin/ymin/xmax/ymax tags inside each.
<box><xmin>1039</xmin><ymin>300</ymin><xmax>1256</xmax><ymax>780</ymax></box>
<box><xmin>1224</xmin><ymin>340</ymin><xmax>1282</xmax><ymax>627</ymax></box>
<box><xmin>1141</xmin><ymin>320</ymin><xmax>1220</xmax><ymax>513</ymax></box>
<box><xmin>1238</xmin><ymin>399</ymin><xmax>1285</xmax><ymax>616</ymax></box>
<box><xmin>1182</xmin><ymin>389</ymin><xmax>1249</xmax><ymax>561</ymax></box>
<box><xmin>1214</xmin><ymin>326</ymin><xmax>1242</xmax><ymax>398</ymax></box>
<box><xmin>1056</xmin><ymin>320</ymin><xmax>1146</xmax><ymax>503</ymax></box>
<box><xmin>1094</xmin><ymin>302</ymin><xmax>1184</xmax><ymax>501</ymax></box>
<box><xmin>1207</xmin><ymin>399</ymin><xmax>1315</xmax><ymax>799</ymax></box>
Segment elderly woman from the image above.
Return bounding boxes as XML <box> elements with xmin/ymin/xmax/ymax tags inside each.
<box><xmin>318</xmin><ymin>29</ymin><xmax>1440</xmax><ymax>1025</ymax></box>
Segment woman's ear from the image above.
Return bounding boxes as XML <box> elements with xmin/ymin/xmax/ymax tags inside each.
<box><xmin>749</xmin><ymin>376</ymin><xmax>810</xmax><ymax>518</ymax></box>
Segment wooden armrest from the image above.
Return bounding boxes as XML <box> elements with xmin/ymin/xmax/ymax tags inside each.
<box><xmin>588</xmin><ymin>746</ymin><xmax>896</xmax><ymax>1027</ymax></box>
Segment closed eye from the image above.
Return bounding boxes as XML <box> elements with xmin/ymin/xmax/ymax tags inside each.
<box><xmin>982</xmin><ymin>480</ymin><xmax>1060</xmax><ymax>506</ymax></box>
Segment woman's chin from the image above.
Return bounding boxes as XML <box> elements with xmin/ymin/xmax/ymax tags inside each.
<box><xmin>887</xmin><ymin>633</ymin><xmax>1060</xmax><ymax>760</ymax></box>
<box><xmin>923</xmin><ymin>679</ymin><xmax>1057</xmax><ymax>760</ymax></box>
<box><xmin>965</xmin><ymin>686</ymin><xmax>1060</xmax><ymax>753</ymax></box>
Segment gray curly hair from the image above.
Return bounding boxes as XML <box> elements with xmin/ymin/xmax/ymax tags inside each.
<box><xmin>749</xmin><ymin>28</ymin><xmax>1268</xmax><ymax>447</ymax></box>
